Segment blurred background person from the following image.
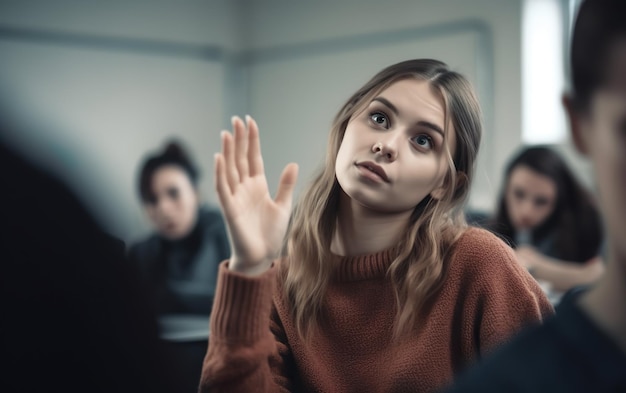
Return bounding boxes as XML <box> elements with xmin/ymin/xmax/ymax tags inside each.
<box><xmin>128</xmin><ymin>140</ymin><xmax>230</xmax><ymax>317</ymax></box>
<box><xmin>489</xmin><ymin>145</ymin><xmax>604</xmax><ymax>299</ymax></box>
<box><xmin>127</xmin><ymin>140</ymin><xmax>230</xmax><ymax>393</ymax></box>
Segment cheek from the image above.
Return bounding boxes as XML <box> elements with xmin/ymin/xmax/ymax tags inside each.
<box><xmin>145</xmin><ymin>206</ymin><xmax>163</xmax><ymax>225</ymax></box>
<box><xmin>335</xmin><ymin>144</ymin><xmax>347</xmax><ymax>167</ymax></box>
<box><xmin>527</xmin><ymin>206</ymin><xmax>552</xmax><ymax>227</ymax></box>
<box><xmin>180</xmin><ymin>192</ymin><xmax>198</xmax><ymax>213</ymax></box>
<box><xmin>335</xmin><ymin>142</ymin><xmax>354</xmax><ymax>181</ymax></box>
<box><xmin>404</xmin><ymin>159</ymin><xmax>445</xmax><ymax>188</ymax></box>
<box><xmin>537</xmin><ymin>199</ymin><xmax>556</xmax><ymax>217</ymax></box>
<box><xmin>595</xmin><ymin>158</ymin><xmax>626</xmax><ymax>232</ymax></box>
<box><xmin>533</xmin><ymin>209</ymin><xmax>547</xmax><ymax>222</ymax></box>
<box><xmin>394</xmin><ymin>163</ymin><xmax>444</xmax><ymax>205</ymax></box>
<box><xmin>336</xmin><ymin>136</ymin><xmax>354</xmax><ymax>163</ymax></box>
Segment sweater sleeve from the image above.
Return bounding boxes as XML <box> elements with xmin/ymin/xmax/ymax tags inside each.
<box><xmin>456</xmin><ymin>229</ymin><xmax>555</xmax><ymax>358</ymax></box>
<box><xmin>199</xmin><ymin>261</ymin><xmax>294</xmax><ymax>393</ymax></box>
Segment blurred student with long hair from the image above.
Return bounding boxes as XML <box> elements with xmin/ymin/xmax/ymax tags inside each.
<box><xmin>490</xmin><ymin>145</ymin><xmax>604</xmax><ymax>293</ymax></box>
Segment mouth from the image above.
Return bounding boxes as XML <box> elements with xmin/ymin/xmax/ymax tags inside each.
<box><xmin>519</xmin><ymin>221</ymin><xmax>532</xmax><ymax>228</ymax></box>
<box><xmin>163</xmin><ymin>222</ymin><xmax>177</xmax><ymax>231</ymax></box>
<box><xmin>355</xmin><ymin>161</ymin><xmax>389</xmax><ymax>182</ymax></box>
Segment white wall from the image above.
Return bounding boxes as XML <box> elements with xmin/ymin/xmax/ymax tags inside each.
<box><xmin>0</xmin><ymin>0</ymin><xmax>242</xmax><ymax>242</ymax></box>
<box><xmin>241</xmin><ymin>0</ymin><xmax>524</xmax><ymax>212</ymax></box>
<box><xmin>0</xmin><ymin>0</ymin><xmax>540</xmax><ymax>244</ymax></box>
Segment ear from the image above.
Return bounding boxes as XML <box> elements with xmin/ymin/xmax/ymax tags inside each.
<box><xmin>430</xmin><ymin>185</ymin><xmax>446</xmax><ymax>201</ymax></box>
<box><xmin>562</xmin><ymin>93</ymin><xmax>590</xmax><ymax>156</ymax></box>
<box><xmin>431</xmin><ymin>172</ymin><xmax>467</xmax><ymax>201</ymax></box>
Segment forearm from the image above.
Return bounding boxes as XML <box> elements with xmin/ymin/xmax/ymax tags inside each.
<box><xmin>200</xmin><ymin>262</ymin><xmax>291</xmax><ymax>393</ymax></box>
<box><xmin>530</xmin><ymin>256</ymin><xmax>605</xmax><ymax>292</ymax></box>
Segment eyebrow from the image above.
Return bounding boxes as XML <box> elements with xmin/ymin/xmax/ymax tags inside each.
<box><xmin>372</xmin><ymin>97</ymin><xmax>445</xmax><ymax>136</ymax></box>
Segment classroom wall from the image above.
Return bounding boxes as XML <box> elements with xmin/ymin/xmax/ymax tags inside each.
<box><xmin>0</xmin><ymin>0</ymin><xmax>241</xmax><ymax>242</ymax></box>
<box><xmin>239</xmin><ymin>0</ymin><xmax>523</xmax><ymax>214</ymax></box>
<box><xmin>0</xmin><ymin>0</ymin><xmax>585</xmax><ymax>244</ymax></box>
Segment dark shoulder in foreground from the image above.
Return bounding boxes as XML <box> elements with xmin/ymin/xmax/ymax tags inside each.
<box><xmin>441</xmin><ymin>300</ymin><xmax>626</xmax><ymax>393</ymax></box>
<box><xmin>128</xmin><ymin>232</ymin><xmax>161</xmax><ymax>262</ymax></box>
<box><xmin>0</xmin><ymin>142</ymin><xmax>176</xmax><ymax>393</ymax></box>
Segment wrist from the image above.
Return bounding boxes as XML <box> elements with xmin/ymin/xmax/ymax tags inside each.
<box><xmin>228</xmin><ymin>257</ymin><xmax>273</xmax><ymax>276</ymax></box>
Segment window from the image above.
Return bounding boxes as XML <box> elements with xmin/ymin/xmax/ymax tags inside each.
<box><xmin>522</xmin><ymin>0</ymin><xmax>567</xmax><ymax>144</ymax></box>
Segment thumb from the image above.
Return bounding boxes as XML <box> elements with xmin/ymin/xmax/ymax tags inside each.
<box><xmin>274</xmin><ymin>163</ymin><xmax>299</xmax><ymax>208</ymax></box>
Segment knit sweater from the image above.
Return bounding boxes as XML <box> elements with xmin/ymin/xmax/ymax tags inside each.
<box><xmin>200</xmin><ymin>227</ymin><xmax>554</xmax><ymax>393</ymax></box>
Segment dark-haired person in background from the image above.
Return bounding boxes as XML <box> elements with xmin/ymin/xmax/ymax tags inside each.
<box><xmin>129</xmin><ymin>141</ymin><xmax>229</xmax><ymax>316</ymax></box>
<box><xmin>442</xmin><ymin>0</ymin><xmax>626</xmax><ymax>391</ymax></box>
<box><xmin>489</xmin><ymin>146</ymin><xmax>604</xmax><ymax>296</ymax></box>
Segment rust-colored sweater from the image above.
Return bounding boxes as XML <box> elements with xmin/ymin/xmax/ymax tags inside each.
<box><xmin>200</xmin><ymin>228</ymin><xmax>553</xmax><ymax>393</ymax></box>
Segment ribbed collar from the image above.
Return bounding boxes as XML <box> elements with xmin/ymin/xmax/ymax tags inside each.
<box><xmin>332</xmin><ymin>247</ymin><xmax>398</xmax><ymax>282</ymax></box>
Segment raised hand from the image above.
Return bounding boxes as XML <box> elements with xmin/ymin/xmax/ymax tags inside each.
<box><xmin>214</xmin><ymin>115</ymin><xmax>298</xmax><ymax>276</ymax></box>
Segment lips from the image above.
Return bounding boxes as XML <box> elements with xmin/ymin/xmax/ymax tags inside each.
<box><xmin>356</xmin><ymin>161</ymin><xmax>389</xmax><ymax>182</ymax></box>
<box><xmin>163</xmin><ymin>221</ymin><xmax>177</xmax><ymax>231</ymax></box>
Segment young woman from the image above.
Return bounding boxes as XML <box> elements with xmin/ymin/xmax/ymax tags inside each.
<box><xmin>128</xmin><ymin>141</ymin><xmax>230</xmax><ymax>315</ymax></box>
<box><xmin>490</xmin><ymin>146</ymin><xmax>604</xmax><ymax>293</ymax></box>
<box><xmin>444</xmin><ymin>0</ymin><xmax>626</xmax><ymax>390</ymax></box>
<box><xmin>201</xmin><ymin>59</ymin><xmax>552</xmax><ymax>392</ymax></box>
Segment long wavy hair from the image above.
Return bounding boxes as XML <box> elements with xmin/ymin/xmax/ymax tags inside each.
<box><xmin>281</xmin><ymin>59</ymin><xmax>483</xmax><ymax>339</ymax></box>
<box><xmin>491</xmin><ymin>146</ymin><xmax>603</xmax><ymax>262</ymax></box>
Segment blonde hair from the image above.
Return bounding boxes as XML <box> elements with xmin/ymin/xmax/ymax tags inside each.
<box><xmin>281</xmin><ymin>59</ymin><xmax>482</xmax><ymax>339</ymax></box>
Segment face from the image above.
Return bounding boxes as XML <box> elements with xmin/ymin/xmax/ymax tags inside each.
<box><xmin>144</xmin><ymin>165</ymin><xmax>199</xmax><ymax>240</ymax></box>
<box><xmin>505</xmin><ymin>165</ymin><xmax>557</xmax><ymax>231</ymax></box>
<box><xmin>335</xmin><ymin>78</ymin><xmax>456</xmax><ymax>214</ymax></box>
<box><xmin>573</xmin><ymin>39</ymin><xmax>626</xmax><ymax>260</ymax></box>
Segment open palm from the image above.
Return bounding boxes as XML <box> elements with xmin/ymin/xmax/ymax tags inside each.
<box><xmin>214</xmin><ymin>116</ymin><xmax>298</xmax><ymax>275</ymax></box>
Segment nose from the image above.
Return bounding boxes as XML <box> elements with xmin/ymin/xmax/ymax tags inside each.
<box><xmin>155</xmin><ymin>198</ymin><xmax>176</xmax><ymax>218</ymax></box>
<box><xmin>519</xmin><ymin>201</ymin><xmax>536</xmax><ymax>222</ymax></box>
<box><xmin>372</xmin><ymin>139</ymin><xmax>398</xmax><ymax>161</ymax></box>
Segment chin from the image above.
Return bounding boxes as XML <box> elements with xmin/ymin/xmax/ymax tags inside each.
<box><xmin>159</xmin><ymin>228</ymin><xmax>184</xmax><ymax>240</ymax></box>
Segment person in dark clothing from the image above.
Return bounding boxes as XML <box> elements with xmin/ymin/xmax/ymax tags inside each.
<box><xmin>0</xmin><ymin>138</ymin><xmax>177</xmax><ymax>393</ymax></box>
<box><xmin>129</xmin><ymin>141</ymin><xmax>229</xmax><ymax>316</ymax></box>
<box><xmin>442</xmin><ymin>0</ymin><xmax>626</xmax><ymax>391</ymax></box>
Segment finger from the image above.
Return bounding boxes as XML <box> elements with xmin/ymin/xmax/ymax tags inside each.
<box><xmin>246</xmin><ymin>115</ymin><xmax>265</xmax><ymax>177</ymax></box>
<box><xmin>221</xmin><ymin>130</ymin><xmax>239</xmax><ymax>192</ymax></box>
<box><xmin>233</xmin><ymin>116</ymin><xmax>249</xmax><ymax>179</ymax></box>
<box><xmin>214</xmin><ymin>153</ymin><xmax>235</xmax><ymax>214</ymax></box>
<box><xmin>274</xmin><ymin>163</ymin><xmax>299</xmax><ymax>209</ymax></box>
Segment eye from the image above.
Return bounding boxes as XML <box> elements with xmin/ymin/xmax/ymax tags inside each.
<box><xmin>534</xmin><ymin>197</ymin><xmax>549</xmax><ymax>207</ymax></box>
<box><xmin>411</xmin><ymin>134</ymin><xmax>433</xmax><ymax>150</ymax></box>
<box><xmin>167</xmin><ymin>187</ymin><xmax>179</xmax><ymax>200</ymax></box>
<box><xmin>513</xmin><ymin>189</ymin><xmax>526</xmax><ymax>200</ymax></box>
<box><xmin>369</xmin><ymin>111</ymin><xmax>389</xmax><ymax>129</ymax></box>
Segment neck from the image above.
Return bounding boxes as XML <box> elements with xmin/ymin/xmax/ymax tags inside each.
<box><xmin>331</xmin><ymin>192</ymin><xmax>412</xmax><ymax>256</ymax></box>
<box><xmin>580</xmin><ymin>246</ymin><xmax>626</xmax><ymax>354</ymax></box>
